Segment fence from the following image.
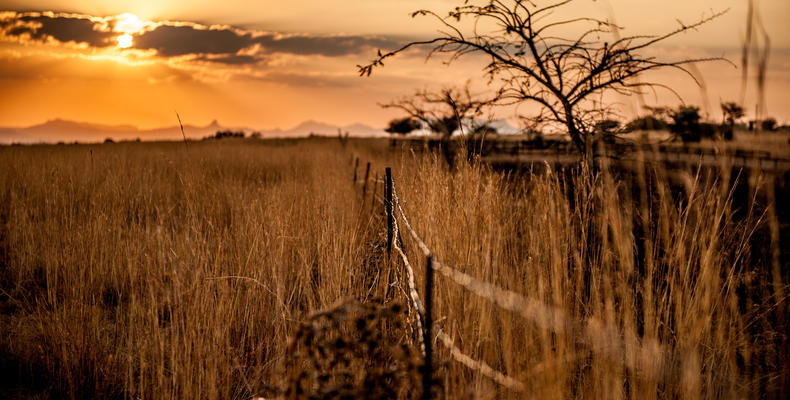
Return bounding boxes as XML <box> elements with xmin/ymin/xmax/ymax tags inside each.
<box><xmin>350</xmin><ymin>155</ymin><xmax>678</xmax><ymax>397</ymax></box>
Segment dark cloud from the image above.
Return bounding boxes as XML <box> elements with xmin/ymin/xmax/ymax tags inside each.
<box><xmin>134</xmin><ymin>25</ymin><xmax>254</xmax><ymax>57</ymax></box>
<box><xmin>254</xmin><ymin>34</ymin><xmax>400</xmax><ymax>57</ymax></box>
<box><xmin>0</xmin><ymin>11</ymin><xmax>402</xmax><ymax>61</ymax></box>
<box><xmin>132</xmin><ymin>24</ymin><xmax>400</xmax><ymax>58</ymax></box>
<box><xmin>6</xmin><ymin>14</ymin><xmax>113</xmax><ymax>47</ymax></box>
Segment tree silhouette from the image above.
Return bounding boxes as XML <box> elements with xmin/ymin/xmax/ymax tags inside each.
<box><xmin>359</xmin><ymin>0</ymin><xmax>726</xmax><ymax>159</ymax></box>
<box><xmin>593</xmin><ymin>119</ymin><xmax>620</xmax><ymax>144</ymax></box>
<box><xmin>385</xmin><ymin>117</ymin><xmax>422</xmax><ymax>135</ymax></box>
<box><xmin>670</xmin><ymin>105</ymin><xmax>702</xmax><ymax>143</ymax></box>
<box><xmin>760</xmin><ymin>117</ymin><xmax>777</xmax><ymax>132</ymax></box>
<box><xmin>721</xmin><ymin>102</ymin><xmax>745</xmax><ymax>126</ymax></box>
<box><xmin>381</xmin><ymin>82</ymin><xmax>493</xmax><ymax>137</ymax></box>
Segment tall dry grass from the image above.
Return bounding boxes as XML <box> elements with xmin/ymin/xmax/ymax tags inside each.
<box><xmin>0</xmin><ymin>140</ymin><xmax>375</xmax><ymax>398</ymax></box>
<box><xmin>387</xmin><ymin>153</ymin><xmax>787</xmax><ymax>399</ymax></box>
<box><xmin>0</xmin><ymin>139</ymin><xmax>786</xmax><ymax>399</ymax></box>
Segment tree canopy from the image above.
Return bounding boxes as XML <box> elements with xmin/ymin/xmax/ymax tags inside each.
<box><xmin>360</xmin><ymin>0</ymin><xmax>726</xmax><ymax>158</ymax></box>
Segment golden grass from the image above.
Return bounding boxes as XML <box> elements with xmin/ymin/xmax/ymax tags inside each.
<box><xmin>0</xmin><ymin>140</ymin><xmax>374</xmax><ymax>398</ymax></box>
<box><xmin>0</xmin><ymin>139</ymin><xmax>786</xmax><ymax>399</ymax></box>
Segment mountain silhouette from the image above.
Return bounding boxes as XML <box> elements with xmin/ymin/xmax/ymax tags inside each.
<box><xmin>0</xmin><ymin>119</ymin><xmax>386</xmax><ymax>144</ymax></box>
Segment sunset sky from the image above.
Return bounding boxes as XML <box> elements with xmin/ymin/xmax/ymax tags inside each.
<box><xmin>1</xmin><ymin>0</ymin><xmax>788</xmax><ymax>135</ymax></box>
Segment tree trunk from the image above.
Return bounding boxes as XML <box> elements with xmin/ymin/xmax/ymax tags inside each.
<box><xmin>563</xmin><ymin>104</ymin><xmax>587</xmax><ymax>159</ymax></box>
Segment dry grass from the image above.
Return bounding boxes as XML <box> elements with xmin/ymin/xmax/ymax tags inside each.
<box><xmin>392</xmin><ymin>153</ymin><xmax>789</xmax><ymax>399</ymax></box>
<box><xmin>0</xmin><ymin>138</ymin><xmax>786</xmax><ymax>399</ymax></box>
<box><xmin>0</xmin><ymin>140</ymin><xmax>376</xmax><ymax>398</ymax></box>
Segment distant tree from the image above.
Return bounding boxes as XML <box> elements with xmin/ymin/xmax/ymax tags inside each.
<box><xmin>721</xmin><ymin>102</ymin><xmax>744</xmax><ymax>125</ymax></box>
<box><xmin>211</xmin><ymin>130</ymin><xmax>245</xmax><ymax>139</ymax></box>
<box><xmin>381</xmin><ymin>82</ymin><xmax>493</xmax><ymax>137</ymax></box>
<box><xmin>720</xmin><ymin>101</ymin><xmax>744</xmax><ymax>140</ymax></box>
<box><xmin>761</xmin><ymin>117</ymin><xmax>777</xmax><ymax>131</ymax></box>
<box><xmin>384</xmin><ymin>117</ymin><xmax>421</xmax><ymax>135</ymax></box>
<box><xmin>593</xmin><ymin>119</ymin><xmax>620</xmax><ymax>144</ymax></box>
<box><xmin>624</xmin><ymin>116</ymin><xmax>669</xmax><ymax>132</ymax></box>
<box><xmin>670</xmin><ymin>106</ymin><xmax>703</xmax><ymax>143</ymax></box>
<box><xmin>359</xmin><ymin>0</ymin><xmax>726</xmax><ymax>160</ymax></box>
<box><xmin>250</xmin><ymin>131</ymin><xmax>262</xmax><ymax>139</ymax></box>
<box><xmin>104</xmin><ymin>137</ymin><xmax>115</xmax><ymax>143</ymax></box>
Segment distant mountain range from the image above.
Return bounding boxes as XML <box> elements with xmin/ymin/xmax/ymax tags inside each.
<box><xmin>0</xmin><ymin>118</ymin><xmax>387</xmax><ymax>144</ymax></box>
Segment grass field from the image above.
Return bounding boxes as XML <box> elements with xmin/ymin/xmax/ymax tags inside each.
<box><xmin>0</xmin><ymin>138</ymin><xmax>787</xmax><ymax>399</ymax></box>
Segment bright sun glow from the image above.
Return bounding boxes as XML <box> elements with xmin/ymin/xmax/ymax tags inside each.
<box><xmin>114</xmin><ymin>13</ymin><xmax>145</xmax><ymax>34</ymax></box>
<box><xmin>113</xmin><ymin>13</ymin><xmax>145</xmax><ymax>50</ymax></box>
<box><xmin>117</xmin><ymin>34</ymin><xmax>133</xmax><ymax>48</ymax></box>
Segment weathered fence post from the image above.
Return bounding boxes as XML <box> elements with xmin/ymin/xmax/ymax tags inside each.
<box><xmin>385</xmin><ymin>167</ymin><xmax>393</xmax><ymax>256</ymax></box>
<box><xmin>362</xmin><ymin>162</ymin><xmax>371</xmax><ymax>199</ymax></box>
<box><xmin>352</xmin><ymin>157</ymin><xmax>359</xmax><ymax>183</ymax></box>
<box><xmin>423</xmin><ymin>254</ymin><xmax>434</xmax><ymax>400</ymax></box>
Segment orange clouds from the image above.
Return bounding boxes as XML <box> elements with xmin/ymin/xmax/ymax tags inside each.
<box><xmin>0</xmin><ymin>2</ymin><xmax>788</xmax><ymax>137</ymax></box>
<box><xmin>0</xmin><ymin>11</ymin><xmax>402</xmax><ymax>67</ymax></box>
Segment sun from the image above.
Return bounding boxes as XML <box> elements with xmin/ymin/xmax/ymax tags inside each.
<box><xmin>113</xmin><ymin>13</ymin><xmax>146</xmax><ymax>49</ymax></box>
<box><xmin>117</xmin><ymin>34</ymin><xmax>133</xmax><ymax>49</ymax></box>
<box><xmin>115</xmin><ymin>13</ymin><xmax>145</xmax><ymax>34</ymax></box>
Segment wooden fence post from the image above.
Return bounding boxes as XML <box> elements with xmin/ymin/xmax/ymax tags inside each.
<box><xmin>362</xmin><ymin>162</ymin><xmax>371</xmax><ymax>199</ymax></box>
<box><xmin>423</xmin><ymin>254</ymin><xmax>434</xmax><ymax>400</ymax></box>
<box><xmin>385</xmin><ymin>167</ymin><xmax>393</xmax><ymax>256</ymax></box>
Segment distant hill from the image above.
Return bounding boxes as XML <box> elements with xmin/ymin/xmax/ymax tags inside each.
<box><xmin>0</xmin><ymin>118</ymin><xmax>525</xmax><ymax>144</ymax></box>
<box><xmin>282</xmin><ymin>120</ymin><xmax>385</xmax><ymax>137</ymax></box>
<box><xmin>0</xmin><ymin>119</ymin><xmax>387</xmax><ymax>144</ymax></box>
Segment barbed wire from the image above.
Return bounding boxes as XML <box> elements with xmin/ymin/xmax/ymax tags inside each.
<box><xmin>392</xmin><ymin>182</ymin><xmax>568</xmax><ymax>334</ymax></box>
<box><xmin>435</xmin><ymin>329</ymin><xmax>525</xmax><ymax>391</ymax></box>
<box><xmin>391</xmin><ymin>207</ymin><xmax>427</xmax><ymax>356</ymax></box>
<box><xmin>359</xmin><ymin>167</ymin><xmax>665</xmax><ymax>388</ymax></box>
<box><xmin>390</xmin><ymin>180</ymin><xmax>668</xmax><ymax>374</ymax></box>
<box><xmin>391</xmin><ymin>188</ymin><xmax>524</xmax><ymax>391</ymax></box>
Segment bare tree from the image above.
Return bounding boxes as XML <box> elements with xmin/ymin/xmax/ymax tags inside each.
<box><xmin>381</xmin><ymin>82</ymin><xmax>494</xmax><ymax>137</ymax></box>
<box><xmin>383</xmin><ymin>82</ymin><xmax>497</xmax><ymax>164</ymax></box>
<box><xmin>359</xmin><ymin>0</ymin><xmax>726</xmax><ymax>160</ymax></box>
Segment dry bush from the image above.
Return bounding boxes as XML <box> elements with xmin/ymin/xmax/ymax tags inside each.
<box><xmin>284</xmin><ymin>298</ymin><xmax>422</xmax><ymax>400</ymax></box>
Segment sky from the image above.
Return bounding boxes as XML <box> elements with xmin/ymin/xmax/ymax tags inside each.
<box><xmin>0</xmin><ymin>0</ymin><xmax>788</xmax><ymax>134</ymax></box>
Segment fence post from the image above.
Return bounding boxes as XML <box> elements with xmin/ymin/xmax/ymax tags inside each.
<box><xmin>385</xmin><ymin>167</ymin><xmax>393</xmax><ymax>256</ymax></box>
<box><xmin>353</xmin><ymin>157</ymin><xmax>359</xmax><ymax>183</ymax></box>
<box><xmin>423</xmin><ymin>254</ymin><xmax>434</xmax><ymax>400</ymax></box>
<box><xmin>362</xmin><ymin>162</ymin><xmax>371</xmax><ymax>199</ymax></box>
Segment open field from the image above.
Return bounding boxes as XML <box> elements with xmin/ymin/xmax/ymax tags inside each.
<box><xmin>1</xmin><ymin>138</ymin><xmax>788</xmax><ymax>399</ymax></box>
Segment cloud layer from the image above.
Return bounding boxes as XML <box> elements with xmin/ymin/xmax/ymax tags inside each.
<box><xmin>0</xmin><ymin>11</ymin><xmax>401</xmax><ymax>65</ymax></box>
<box><xmin>7</xmin><ymin>14</ymin><xmax>115</xmax><ymax>47</ymax></box>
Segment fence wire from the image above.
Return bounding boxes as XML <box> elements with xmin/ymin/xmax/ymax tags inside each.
<box><xmin>391</xmin><ymin>180</ymin><xmax>669</xmax><ymax>375</ymax></box>
<box><xmin>435</xmin><ymin>329</ymin><xmax>525</xmax><ymax>391</ymax></box>
<box><xmin>390</xmin><ymin>181</ymin><xmax>525</xmax><ymax>391</ymax></box>
<box><xmin>391</xmin><ymin>210</ymin><xmax>426</xmax><ymax>356</ymax></box>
